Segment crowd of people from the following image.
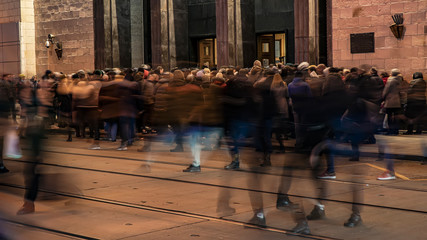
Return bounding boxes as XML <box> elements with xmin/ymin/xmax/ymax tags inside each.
<box><xmin>0</xmin><ymin>60</ymin><xmax>426</xmax><ymax>233</ymax></box>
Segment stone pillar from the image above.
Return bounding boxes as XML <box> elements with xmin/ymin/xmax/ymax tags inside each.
<box><xmin>111</xmin><ymin>0</ymin><xmax>120</xmax><ymax>67</ymax></box>
<box><xmin>294</xmin><ymin>0</ymin><xmax>319</xmax><ymax>64</ymax></box>
<box><xmin>326</xmin><ymin>0</ymin><xmax>332</xmax><ymax>67</ymax></box>
<box><xmin>173</xmin><ymin>0</ymin><xmax>188</xmax><ymax>69</ymax></box>
<box><xmin>150</xmin><ymin>0</ymin><xmax>161</xmax><ymax>68</ymax></box>
<box><xmin>216</xmin><ymin>0</ymin><xmax>228</xmax><ymax>67</ymax></box>
<box><xmin>131</xmin><ymin>0</ymin><xmax>144</xmax><ymax>68</ymax></box>
<box><xmin>217</xmin><ymin>0</ymin><xmax>244</xmax><ymax>68</ymax></box>
<box><xmin>240</xmin><ymin>0</ymin><xmax>255</xmax><ymax>68</ymax></box>
<box><xmin>20</xmin><ymin>0</ymin><xmax>36</xmax><ymax>77</ymax></box>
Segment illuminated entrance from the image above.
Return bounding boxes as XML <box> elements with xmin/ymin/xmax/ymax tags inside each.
<box><xmin>257</xmin><ymin>33</ymin><xmax>286</xmax><ymax>67</ymax></box>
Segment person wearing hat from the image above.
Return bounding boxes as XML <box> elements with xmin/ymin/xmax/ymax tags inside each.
<box><xmin>248</xmin><ymin>60</ymin><xmax>263</xmax><ymax>84</ymax></box>
<box><xmin>167</xmin><ymin>70</ymin><xmax>204</xmax><ymax>172</ymax></box>
<box><xmin>404</xmin><ymin>72</ymin><xmax>426</xmax><ymax>135</ymax></box>
<box><xmin>309</xmin><ymin>65</ymin><xmax>318</xmax><ymax>78</ymax></box>
<box><xmin>382</xmin><ymin>68</ymin><xmax>404</xmax><ymax>135</ymax></box>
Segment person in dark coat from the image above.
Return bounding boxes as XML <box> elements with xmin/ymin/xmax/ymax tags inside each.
<box><xmin>288</xmin><ymin>70</ymin><xmax>313</xmax><ymax>152</ymax></box>
<box><xmin>0</xmin><ymin>76</ymin><xmax>11</xmax><ymax>174</ymax></box>
<box><xmin>99</xmin><ymin>72</ymin><xmax>139</xmax><ymax>150</ymax></box>
<box><xmin>223</xmin><ymin>69</ymin><xmax>256</xmax><ymax>170</ymax></box>
<box><xmin>167</xmin><ymin>70</ymin><xmax>204</xmax><ymax>171</ymax></box>
<box><xmin>404</xmin><ymin>72</ymin><xmax>426</xmax><ymax>134</ymax></box>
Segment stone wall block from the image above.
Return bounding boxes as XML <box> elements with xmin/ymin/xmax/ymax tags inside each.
<box><xmin>385</xmin><ymin>58</ymin><xmax>399</xmax><ymax>70</ymax></box>
<box><xmin>376</xmin><ymin>37</ymin><xmax>386</xmax><ymax>48</ymax></box>
<box><xmin>359</xmin><ymin>0</ymin><xmax>372</xmax><ymax>6</ymax></box>
<box><xmin>412</xmin><ymin>35</ymin><xmax>425</xmax><ymax>47</ymax></box>
<box><xmin>371</xmin><ymin>59</ymin><xmax>386</xmax><ymax>69</ymax></box>
<box><xmin>405</xmin><ymin>24</ymin><xmax>418</xmax><ymax>36</ymax></box>
<box><xmin>390</xmin><ymin>3</ymin><xmax>404</xmax><ymax>14</ymax></box>
<box><xmin>404</xmin><ymin>2</ymin><xmax>419</xmax><ymax>13</ymax></box>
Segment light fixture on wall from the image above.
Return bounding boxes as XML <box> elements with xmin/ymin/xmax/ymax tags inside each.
<box><xmin>390</xmin><ymin>13</ymin><xmax>404</xmax><ymax>39</ymax></box>
<box><xmin>45</xmin><ymin>34</ymin><xmax>63</xmax><ymax>60</ymax></box>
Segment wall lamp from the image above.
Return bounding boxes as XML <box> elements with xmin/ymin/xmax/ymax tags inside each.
<box><xmin>45</xmin><ymin>34</ymin><xmax>63</xmax><ymax>60</ymax></box>
<box><xmin>390</xmin><ymin>13</ymin><xmax>404</xmax><ymax>39</ymax></box>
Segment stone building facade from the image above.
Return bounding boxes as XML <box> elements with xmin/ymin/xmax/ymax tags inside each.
<box><xmin>1</xmin><ymin>0</ymin><xmax>426</xmax><ymax>78</ymax></box>
<box><xmin>34</xmin><ymin>0</ymin><xmax>95</xmax><ymax>76</ymax></box>
<box><xmin>332</xmin><ymin>0</ymin><xmax>427</xmax><ymax>79</ymax></box>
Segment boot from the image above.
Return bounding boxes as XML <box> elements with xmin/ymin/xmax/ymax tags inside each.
<box><xmin>291</xmin><ymin>221</ymin><xmax>310</xmax><ymax>234</ymax></box>
<box><xmin>224</xmin><ymin>160</ymin><xmax>239</xmax><ymax>170</ymax></box>
<box><xmin>260</xmin><ymin>153</ymin><xmax>271</xmax><ymax>167</ymax></box>
<box><xmin>17</xmin><ymin>200</ymin><xmax>35</xmax><ymax>215</ymax></box>
<box><xmin>306</xmin><ymin>205</ymin><xmax>325</xmax><ymax>220</ymax></box>
<box><xmin>224</xmin><ymin>154</ymin><xmax>240</xmax><ymax>170</ymax></box>
<box><xmin>276</xmin><ymin>194</ymin><xmax>294</xmax><ymax>211</ymax></box>
<box><xmin>247</xmin><ymin>212</ymin><xmax>266</xmax><ymax>228</ymax></box>
<box><xmin>170</xmin><ymin>144</ymin><xmax>184</xmax><ymax>152</ymax></box>
<box><xmin>344</xmin><ymin>213</ymin><xmax>362</xmax><ymax>227</ymax></box>
<box><xmin>66</xmin><ymin>131</ymin><xmax>72</xmax><ymax>142</ymax></box>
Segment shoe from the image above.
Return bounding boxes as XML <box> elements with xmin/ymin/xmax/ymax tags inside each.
<box><xmin>260</xmin><ymin>154</ymin><xmax>271</xmax><ymax>167</ymax></box>
<box><xmin>306</xmin><ymin>205</ymin><xmax>325</xmax><ymax>220</ymax></box>
<box><xmin>247</xmin><ymin>214</ymin><xmax>266</xmax><ymax>228</ymax></box>
<box><xmin>403</xmin><ymin>131</ymin><xmax>413</xmax><ymax>135</ymax></box>
<box><xmin>117</xmin><ymin>146</ymin><xmax>128</xmax><ymax>151</ymax></box>
<box><xmin>317</xmin><ymin>171</ymin><xmax>336</xmax><ymax>179</ymax></box>
<box><xmin>183</xmin><ymin>164</ymin><xmax>201</xmax><ymax>172</ymax></box>
<box><xmin>89</xmin><ymin>145</ymin><xmax>101</xmax><ymax>150</ymax></box>
<box><xmin>377</xmin><ymin>171</ymin><xmax>396</xmax><ymax>180</ymax></box>
<box><xmin>0</xmin><ymin>166</ymin><xmax>9</xmax><ymax>174</ymax></box>
<box><xmin>276</xmin><ymin>195</ymin><xmax>294</xmax><ymax>211</ymax></box>
<box><xmin>291</xmin><ymin>221</ymin><xmax>311</xmax><ymax>234</ymax></box>
<box><xmin>66</xmin><ymin>136</ymin><xmax>72</xmax><ymax>142</ymax></box>
<box><xmin>17</xmin><ymin>201</ymin><xmax>35</xmax><ymax>215</ymax></box>
<box><xmin>224</xmin><ymin>160</ymin><xmax>239</xmax><ymax>170</ymax></box>
<box><xmin>216</xmin><ymin>205</ymin><xmax>236</xmax><ymax>216</ymax></box>
<box><xmin>170</xmin><ymin>145</ymin><xmax>184</xmax><ymax>152</ymax></box>
<box><xmin>137</xmin><ymin>146</ymin><xmax>151</xmax><ymax>152</ymax></box>
<box><xmin>344</xmin><ymin>213</ymin><xmax>362</xmax><ymax>227</ymax></box>
<box><xmin>349</xmin><ymin>156</ymin><xmax>359</xmax><ymax>161</ymax></box>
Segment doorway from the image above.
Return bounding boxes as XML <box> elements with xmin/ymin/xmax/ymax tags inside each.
<box><xmin>198</xmin><ymin>38</ymin><xmax>216</xmax><ymax>68</ymax></box>
<box><xmin>257</xmin><ymin>33</ymin><xmax>286</xmax><ymax>67</ymax></box>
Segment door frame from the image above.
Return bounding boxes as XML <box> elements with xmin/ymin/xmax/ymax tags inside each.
<box><xmin>256</xmin><ymin>31</ymin><xmax>289</xmax><ymax>65</ymax></box>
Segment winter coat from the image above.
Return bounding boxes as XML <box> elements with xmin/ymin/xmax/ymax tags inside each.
<box><xmin>152</xmin><ymin>78</ymin><xmax>170</xmax><ymax>126</ymax></box>
<box><xmin>0</xmin><ymin>79</ymin><xmax>11</xmax><ymax>115</ymax></box>
<box><xmin>167</xmin><ymin>80</ymin><xmax>203</xmax><ymax>126</ymax></box>
<box><xmin>223</xmin><ymin>74</ymin><xmax>256</xmax><ymax>122</ymax></box>
<box><xmin>406</xmin><ymin>77</ymin><xmax>426</xmax><ymax>118</ymax></box>
<box><xmin>99</xmin><ymin>78</ymin><xmax>139</xmax><ymax>119</ymax></box>
<box><xmin>288</xmin><ymin>77</ymin><xmax>313</xmax><ymax>114</ymax></box>
<box><xmin>201</xmin><ymin>83</ymin><xmax>225</xmax><ymax>127</ymax></box>
<box><xmin>383</xmin><ymin>76</ymin><xmax>403</xmax><ymax>109</ymax></box>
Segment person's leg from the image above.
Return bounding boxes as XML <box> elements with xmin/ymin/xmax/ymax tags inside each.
<box><xmin>111</xmin><ymin>119</ymin><xmax>118</xmax><ymax>141</ymax></box>
<box><xmin>118</xmin><ymin>117</ymin><xmax>130</xmax><ymax>149</ymax></box>
<box><xmin>128</xmin><ymin>117</ymin><xmax>135</xmax><ymax>145</ymax></box>
<box><xmin>170</xmin><ymin>124</ymin><xmax>184</xmax><ymax>152</ymax></box>
<box><xmin>18</xmin><ymin>121</ymin><xmax>44</xmax><ymax>215</ymax></box>
<box><xmin>0</xmin><ymin>135</ymin><xmax>8</xmax><ymax>173</ymax></box>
